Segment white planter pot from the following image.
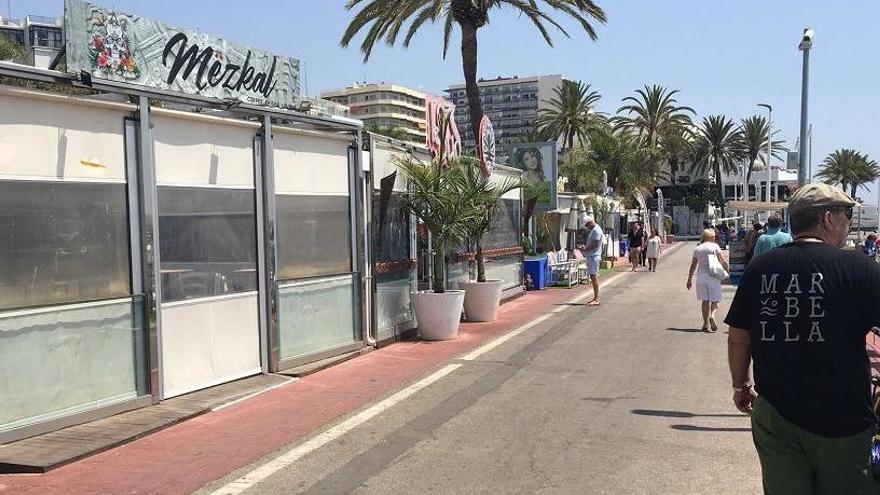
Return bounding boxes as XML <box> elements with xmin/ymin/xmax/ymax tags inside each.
<box><xmin>459</xmin><ymin>279</ymin><xmax>504</xmax><ymax>322</ymax></box>
<box><xmin>411</xmin><ymin>290</ymin><xmax>465</xmax><ymax>341</ymax></box>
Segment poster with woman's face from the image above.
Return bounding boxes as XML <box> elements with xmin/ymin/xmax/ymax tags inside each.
<box><xmin>507</xmin><ymin>141</ymin><xmax>557</xmax><ymax>211</ymax></box>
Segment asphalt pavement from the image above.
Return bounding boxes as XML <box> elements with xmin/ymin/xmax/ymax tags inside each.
<box><xmin>199</xmin><ymin>243</ymin><xmax>762</xmax><ymax>495</ymax></box>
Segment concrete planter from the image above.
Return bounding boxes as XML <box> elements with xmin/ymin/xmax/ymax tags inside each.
<box><xmin>411</xmin><ymin>290</ymin><xmax>465</xmax><ymax>340</ymax></box>
<box><xmin>459</xmin><ymin>279</ymin><xmax>504</xmax><ymax>322</ymax></box>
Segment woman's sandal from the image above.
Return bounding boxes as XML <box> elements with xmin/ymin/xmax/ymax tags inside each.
<box><xmin>701</xmin><ymin>326</ymin><xmax>710</xmax><ymax>333</ymax></box>
<box><xmin>709</xmin><ymin>318</ymin><xmax>719</xmax><ymax>332</ymax></box>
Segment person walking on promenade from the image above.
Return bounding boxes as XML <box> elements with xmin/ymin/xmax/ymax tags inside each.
<box><xmin>725</xmin><ymin>184</ymin><xmax>880</xmax><ymax>494</ymax></box>
<box><xmin>686</xmin><ymin>229</ymin><xmax>729</xmax><ymax>332</ymax></box>
<box><xmin>627</xmin><ymin>222</ymin><xmax>644</xmax><ymax>272</ymax></box>
<box><xmin>640</xmin><ymin>222</ymin><xmax>649</xmax><ymax>267</ymax></box>
<box><xmin>753</xmin><ymin>212</ymin><xmax>793</xmax><ymax>258</ymax></box>
<box><xmin>583</xmin><ymin>215</ymin><xmax>604</xmax><ymax>306</ymax></box>
<box><xmin>743</xmin><ymin>222</ymin><xmax>764</xmax><ymax>263</ymax></box>
<box><xmin>646</xmin><ymin>228</ymin><xmax>662</xmax><ymax>272</ymax></box>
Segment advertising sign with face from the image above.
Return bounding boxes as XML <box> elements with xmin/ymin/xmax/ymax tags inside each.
<box><xmin>506</xmin><ymin>141</ymin><xmax>558</xmax><ymax>210</ymax></box>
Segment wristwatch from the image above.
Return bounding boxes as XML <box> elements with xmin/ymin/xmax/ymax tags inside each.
<box><xmin>732</xmin><ymin>383</ymin><xmax>753</xmax><ymax>393</ymax></box>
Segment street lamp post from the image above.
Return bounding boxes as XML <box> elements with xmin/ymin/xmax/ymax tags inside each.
<box><xmin>798</xmin><ymin>28</ymin><xmax>814</xmax><ymax>186</ymax></box>
<box><xmin>758</xmin><ymin>103</ymin><xmax>772</xmax><ymax>203</ymax></box>
<box><xmin>808</xmin><ymin>124</ymin><xmax>813</xmax><ymax>184</ymax></box>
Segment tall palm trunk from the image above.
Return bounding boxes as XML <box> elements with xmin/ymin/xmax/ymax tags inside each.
<box><xmin>713</xmin><ymin>156</ymin><xmax>725</xmax><ymax>219</ymax></box>
<box><xmin>746</xmin><ymin>156</ymin><xmax>756</xmax><ymax>200</ymax></box>
<box><xmin>460</xmin><ymin>23</ymin><xmax>483</xmax><ymax>144</ymax></box>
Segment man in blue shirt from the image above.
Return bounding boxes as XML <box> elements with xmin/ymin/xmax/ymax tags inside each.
<box><xmin>583</xmin><ymin>215</ymin><xmax>604</xmax><ymax>306</ymax></box>
<box><xmin>753</xmin><ymin>212</ymin><xmax>793</xmax><ymax>258</ymax></box>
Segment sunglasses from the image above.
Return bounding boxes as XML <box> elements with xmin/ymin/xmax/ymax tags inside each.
<box><xmin>828</xmin><ymin>206</ymin><xmax>853</xmax><ymax>220</ymax></box>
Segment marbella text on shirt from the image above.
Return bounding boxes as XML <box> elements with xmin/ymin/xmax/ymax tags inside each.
<box><xmin>162</xmin><ymin>32</ymin><xmax>278</xmax><ymax>98</ymax></box>
<box><xmin>758</xmin><ymin>272</ymin><xmax>826</xmax><ymax>343</ymax></box>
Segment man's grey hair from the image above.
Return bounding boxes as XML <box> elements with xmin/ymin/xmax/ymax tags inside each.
<box><xmin>583</xmin><ymin>215</ymin><xmax>595</xmax><ymax>224</ymax></box>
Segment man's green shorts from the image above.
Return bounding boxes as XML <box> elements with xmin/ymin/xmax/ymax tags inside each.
<box><xmin>752</xmin><ymin>395</ymin><xmax>880</xmax><ymax>494</ymax></box>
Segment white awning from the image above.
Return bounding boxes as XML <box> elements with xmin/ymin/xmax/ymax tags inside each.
<box><xmin>726</xmin><ymin>200</ymin><xmax>788</xmax><ymax>211</ymax></box>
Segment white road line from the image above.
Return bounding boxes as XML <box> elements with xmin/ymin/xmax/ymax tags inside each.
<box><xmin>211</xmin><ymin>377</ymin><xmax>298</xmax><ymax>412</ymax></box>
<box><xmin>206</xmin><ymin>364</ymin><xmax>462</xmax><ymax>495</ymax></box>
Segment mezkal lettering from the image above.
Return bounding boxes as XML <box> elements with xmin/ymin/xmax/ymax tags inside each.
<box><xmin>162</xmin><ymin>33</ymin><xmax>278</xmax><ymax>98</ymax></box>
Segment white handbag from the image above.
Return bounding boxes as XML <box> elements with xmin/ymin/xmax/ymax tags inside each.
<box><xmin>708</xmin><ymin>252</ymin><xmax>729</xmax><ymax>280</ymax></box>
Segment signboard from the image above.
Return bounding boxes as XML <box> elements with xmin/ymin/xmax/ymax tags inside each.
<box><xmin>476</xmin><ymin>115</ymin><xmax>495</xmax><ymax>177</ymax></box>
<box><xmin>425</xmin><ymin>94</ymin><xmax>461</xmax><ymax>162</ymax></box>
<box><xmin>506</xmin><ymin>141</ymin><xmax>558</xmax><ymax>210</ymax></box>
<box><xmin>64</xmin><ymin>0</ymin><xmax>300</xmax><ymax>109</ymax></box>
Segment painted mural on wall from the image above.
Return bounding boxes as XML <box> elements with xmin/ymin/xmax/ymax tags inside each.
<box><xmin>65</xmin><ymin>0</ymin><xmax>300</xmax><ymax>108</ymax></box>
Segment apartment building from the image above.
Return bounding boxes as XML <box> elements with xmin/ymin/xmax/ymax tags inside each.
<box><xmin>0</xmin><ymin>15</ymin><xmax>64</xmax><ymax>69</ymax></box>
<box><xmin>321</xmin><ymin>83</ymin><xmax>428</xmax><ymax>143</ymax></box>
<box><xmin>445</xmin><ymin>74</ymin><xmax>566</xmax><ymax>152</ymax></box>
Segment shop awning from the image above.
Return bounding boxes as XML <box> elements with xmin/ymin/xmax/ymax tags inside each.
<box><xmin>726</xmin><ymin>200</ymin><xmax>788</xmax><ymax>211</ymax></box>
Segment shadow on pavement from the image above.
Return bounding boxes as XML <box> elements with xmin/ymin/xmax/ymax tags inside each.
<box><xmin>632</xmin><ymin>409</ymin><xmax>747</xmax><ymax>418</ymax></box>
<box><xmin>671</xmin><ymin>424</ymin><xmax>751</xmax><ymax>432</ymax></box>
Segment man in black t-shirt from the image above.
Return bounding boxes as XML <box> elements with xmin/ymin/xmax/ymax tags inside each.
<box><xmin>725</xmin><ymin>183</ymin><xmax>880</xmax><ymax>493</ymax></box>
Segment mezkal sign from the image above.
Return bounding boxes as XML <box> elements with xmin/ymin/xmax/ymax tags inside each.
<box><xmin>64</xmin><ymin>0</ymin><xmax>300</xmax><ymax>108</ymax></box>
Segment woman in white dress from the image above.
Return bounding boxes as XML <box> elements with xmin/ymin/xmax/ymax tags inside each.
<box><xmin>646</xmin><ymin>228</ymin><xmax>662</xmax><ymax>272</ymax></box>
<box><xmin>686</xmin><ymin>229</ymin><xmax>729</xmax><ymax>332</ymax></box>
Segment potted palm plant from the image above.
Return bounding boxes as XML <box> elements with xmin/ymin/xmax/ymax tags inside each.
<box><xmin>459</xmin><ymin>160</ymin><xmax>522</xmax><ymax>321</ymax></box>
<box><xmin>396</xmin><ymin>155</ymin><xmax>482</xmax><ymax>340</ymax></box>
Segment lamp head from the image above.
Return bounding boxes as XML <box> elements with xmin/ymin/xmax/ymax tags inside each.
<box><xmin>799</xmin><ymin>28</ymin><xmax>814</xmax><ymax>50</ymax></box>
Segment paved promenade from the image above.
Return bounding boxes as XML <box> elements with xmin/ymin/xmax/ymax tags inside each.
<box><xmin>1</xmin><ymin>243</ymin><xmax>766</xmax><ymax>494</ymax></box>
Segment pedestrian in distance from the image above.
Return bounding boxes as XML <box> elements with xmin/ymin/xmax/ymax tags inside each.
<box><xmin>725</xmin><ymin>183</ymin><xmax>880</xmax><ymax>493</ymax></box>
<box><xmin>753</xmin><ymin>212</ymin><xmax>793</xmax><ymax>258</ymax></box>
<box><xmin>640</xmin><ymin>223</ymin><xmax>649</xmax><ymax>267</ymax></box>
<box><xmin>627</xmin><ymin>222</ymin><xmax>644</xmax><ymax>272</ymax></box>
<box><xmin>686</xmin><ymin>229</ymin><xmax>730</xmax><ymax>332</ymax></box>
<box><xmin>582</xmin><ymin>215</ymin><xmax>604</xmax><ymax>306</ymax></box>
<box><xmin>743</xmin><ymin>222</ymin><xmax>764</xmax><ymax>264</ymax></box>
<box><xmin>686</xmin><ymin>229</ymin><xmax>729</xmax><ymax>332</ymax></box>
<box><xmin>646</xmin><ymin>228</ymin><xmax>662</xmax><ymax>272</ymax></box>
<box><xmin>864</xmin><ymin>233</ymin><xmax>878</xmax><ymax>262</ymax></box>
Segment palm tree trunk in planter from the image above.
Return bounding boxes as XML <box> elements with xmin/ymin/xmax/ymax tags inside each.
<box><xmin>432</xmin><ymin>247</ymin><xmax>446</xmax><ymax>294</ymax></box>
<box><xmin>476</xmin><ymin>241</ymin><xmax>486</xmax><ymax>283</ymax></box>
<box><xmin>460</xmin><ymin>23</ymin><xmax>483</xmax><ymax>142</ymax></box>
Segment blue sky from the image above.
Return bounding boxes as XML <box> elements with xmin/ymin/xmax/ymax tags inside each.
<box><xmin>18</xmin><ymin>0</ymin><xmax>880</xmax><ymax>203</ymax></box>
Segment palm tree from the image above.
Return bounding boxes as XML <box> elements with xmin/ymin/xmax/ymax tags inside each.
<box><xmin>656</xmin><ymin>124</ymin><xmax>693</xmax><ymax>182</ymax></box>
<box><xmin>341</xmin><ymin>1</ymin><xmax>607</xmax><ymax>141</ymax></box>
<box><xmin>614</xmin><ymin>85</ymin><xmax>695</xmax><ymax>151</ymax></box>
<box><xmin>740</xmin><ymin>115</ymin><xmax>785</xmax><ymax>199</ymax></box>
<box><xmin>817</xmin><ymin>149</ymin><xmax>880</xmax><ymax>199</ymax></box>
<box><xmin>854</xmin><ymin>154</ymin><xmax>880</xmax><ymax>199</ymax></box>
<box><xmin>691</xmin><ymin>115</ymin><xmax>745</xmax><ymax>218</ymax></box>
<box><xmin>460</xmin><ymin>159</ymin><xmax>521</xmax><ymax>282</ymax></box>
<box><xmin>565</xmin><ymin>127</ymin><xmax>653</xmax><ymax>199</ymax></box>
<box><xmin>366</xmin><ymin>124</ymin><xmax>411</xmax><ymax>142</ymax></box>
<box><xmin>535</xmin><ymin>80</ymin><xmax>603</xmax><ymax>151</ymax></box>
<box><xmin>0</xmin><ymin>38</ymin><xmax>27</xmax><ymax>63</ymax></box>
